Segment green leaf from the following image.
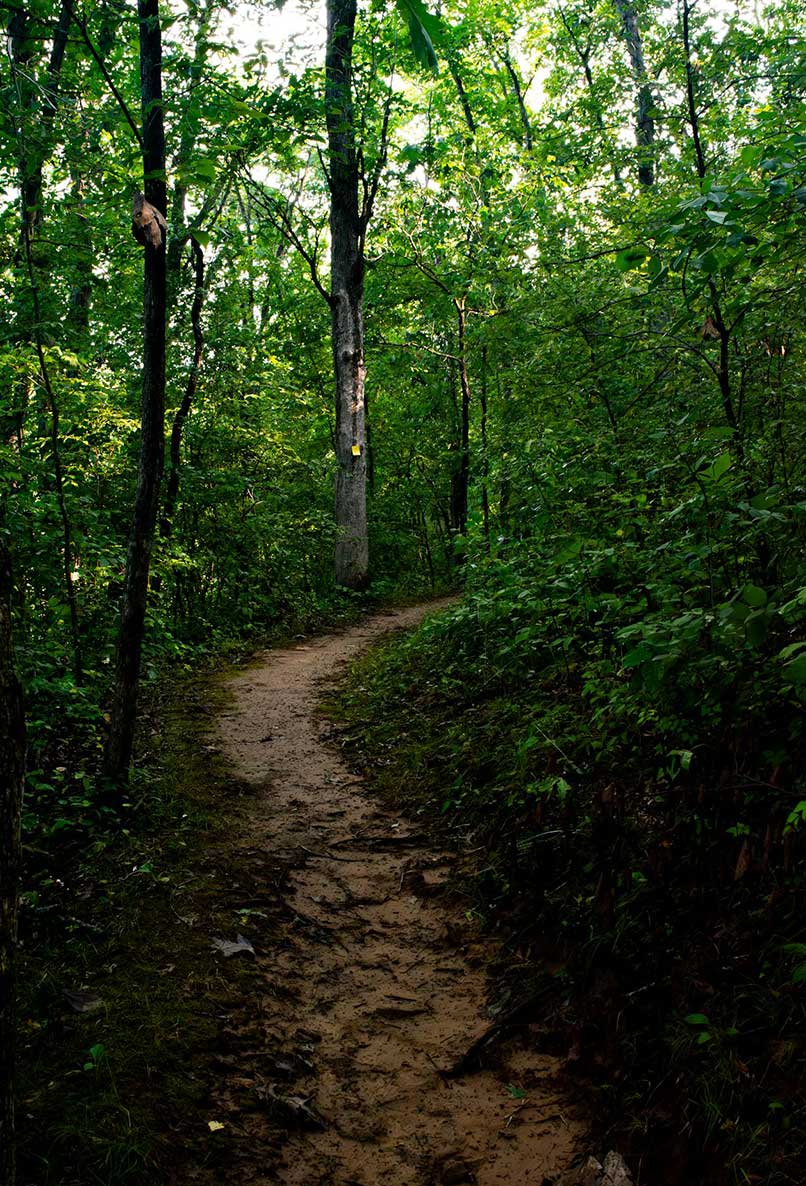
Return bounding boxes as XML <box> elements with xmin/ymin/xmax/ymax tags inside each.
<box><xmin>696</xmin><ymin>250</ymin><xmax>720</xmax><ymax>275</ymax></box>
<box><xmin>177</xmin><ymin>158</ymin><xmax>217</xmax><ymax>186</ymax></box>
<box><xmin>701</xmin><ymin>427</ymin><xmax>734</xmax><ymax>441</ymax></box>
<box><xmin>745</xmin><ymin>612</ymin><xmax>768</xmax><ymax>647</ymax></box>
<box><xmin>742</xmin><ymin>584</ymin><xmax>767</xmax><ymax>608</ymax></box>
<box><xmin>702</xmin><ymin>451</ymin><xmax>732</xmax><ymax>482</ymax></box>
<box><xmin>778</xmin><ymin>642</ymin><xmax>806</xmax><ymax>661</ymax></box>
<box><xmin>616</xmin><ymin>246</ymin><xmax>650</xmax><ymax>272</ymax></box>
<box><xmin>395</xmin><ymin>0</ymin><xmax>440</xmax><ymax>74</ymax></box>
<box><xmin>785</xmin><ymin>802</ymin><xmax>806</xmax><ymax>831</ymax></box>
<box><xmin>783</xmin><ymin>654</ymin><xmax>806</xmax><ymax>684</ymax></box>
<box><xmin>685</xmin><ymin>1013</ymin><xmax>710</xmax><ymax>1025</ymax></box>
<box><xmin>623</xmin><ymin>643</ymin><xmax>651</xmax><ymax>669</ymax></box>
<box><xmin>668</xmin><ymin>748</ymin><xmax>694</xmax><ymax>771</ymax></box>
<box><xmin>705</xmin><ymin>209</ymin><xmax>728</xmax><ymax>224</ymax></box>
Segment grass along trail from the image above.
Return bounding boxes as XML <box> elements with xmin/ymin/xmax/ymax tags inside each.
<box><xmin>208</xmin><ymin>601</ymin><xmax>586</xmax><ymax>1186</ymax></box>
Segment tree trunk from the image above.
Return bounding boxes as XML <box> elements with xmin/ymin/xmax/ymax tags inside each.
<box><xmin>612</xmin><ymin>0</ymin><xmax>656</xmax><ymax>187</ymax></box>
<box><xmin>10</xmin><ymin>0</ymin><xmax>74</xmax><ymax>248</ymax></box>
<box><xmin>680</xmin><ymin>0</ymin><xmax>740</xmax><ymax>450</ymax></box>
<box><xmin>448</xmin><ymin>55</ymin><xmax>477</xmax><ymax>140</ymax></box>
<box><xmin>162</xmin><ymin>239</ymin><xmax>205</xmax><ymax>537</ymax></box>
<box><xmin>326</xmin><ymin>0</ymin><xmax>368</xmax><ymax>588</ymax></box>
<box><xmin>0</xmin><ymin>541</ymin><xmax>25</xmax><ymax>1186</ymax></box>
<box><xmin>9</xmin><ymin>9</ymin><xmax>83</xmax><ymax>683</ymax></box>
<box><xmin>103</xmin><ymin>0</ymin><xmax>166</xmax><ymax>784</ymax></box>
<box><xmin>500</xmin><ymin>47</ymin><xmax>533</xmax><ymax>151</ymax></box>
<box><xmin>480</xmin><ymin>344</ymin><xmax>490</xmax><ymax>544</ymax></box>
<box><xmin>67</xmin><ymin>165</ymin><xmax>92</xmax><ymax>337</ymax></box>
<box><xmin>166</xmin><ymin>0</ymin><xmax>215</xmax><ymax>287</ymax></box>
<box><xmin>453</xmin><ymin>297</ymin><xmax>471</xmax><ymax>541</ymax></box>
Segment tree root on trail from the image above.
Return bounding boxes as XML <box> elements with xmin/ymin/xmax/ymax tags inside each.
<box><xmin>446</xmin><ymin>988</ymin><xmax>553</xmax><ymax>1077</ymax></box>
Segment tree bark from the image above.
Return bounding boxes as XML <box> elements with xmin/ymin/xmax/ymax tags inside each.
<box><xmin>326</xmin><ymin>0</ymin><xmax>368</xmax><ymax>588</ymax></box>
<box><xmin>21</xmin><ymin>221</ymin><xmax>83</xmax><ymax>684</ymax></box>
<box><xmin>104</xmin><ymin>0</ymin><xmax>166</xmax><ymax>784</ymax></box>
<box><xmin>166</xmin><ymin>0</ymin><xmax>215</xmax><ymax>286</ymax></box>
<box><xmin>448</xmin><ymin>55</ymin><xmax>477</xmax><ymax>140</ymax></box>
<box><xmin>680</xmin><ymin>0</ymin><xmax>740</xmax><ymax>449</ymax></box>
<box><xmin>612</xmin><ymin>0</ymin><xmax>656</xmax><ymax>186</ymax></box>
<box><xmin>453</xmin><ymin>297</ymin><xmax>471</xmax><ymax>540</ymax></box>
<box><xmin>681</xmin><ymin>0</ymin><xmax>706</xmax><ymax>180</ymax></box>
<box><xmin>500</xmin><ymin>47</ymin><xmax>533</xmax><ymax>151</ymax></box>
<box><xmin>9</xmin><ymin>7</ymin><xmax>83</xmax><ymax>683</ymax></box>
<box><xmin>67</xmin><ymin>165</ymin><xmax>92</xmax><ymax>337</ymax></box>
<box><xmin>480</xmin><ymin>344</ymin><xmax>490</xmax><ymax>544</ymax></box>
<box><xmin>10</xmin><ymin>0</ymin><xmax>74</xmax><ymax>247</ymax></box>
<box><xmin>162</xmin><ymin>239</ymin><xmax>205</xmax><ymax>537</ymax></box>
<box><xmin>0</xmin><ymin>541</ymin><xmax>25</xmax><ymax>1186</ymax></box>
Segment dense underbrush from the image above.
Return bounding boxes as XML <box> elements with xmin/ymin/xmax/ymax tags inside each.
<box><xmin>334</xmin><ymin>541</ymin><xmax>806</xmax><ymax>1185</ymax></box>
<box><xmin>16</xmin><ymin>666</ymin><xmax>296</xmax><ymax>1186</ymax></box>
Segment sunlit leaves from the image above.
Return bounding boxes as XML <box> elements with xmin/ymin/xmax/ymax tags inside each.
<box><xmin>395</xmin><ymin>0</ymin><xmax>442</xmax><ymax>74</ymax></box>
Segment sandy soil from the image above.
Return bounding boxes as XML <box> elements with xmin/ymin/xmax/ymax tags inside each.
<box><xmin>212</xmin><ymin>601</ymin><xmax>586</xmax><ymax>1186</ymax></box>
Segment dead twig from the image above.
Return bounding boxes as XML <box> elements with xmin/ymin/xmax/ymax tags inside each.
<box><xmin>425</xmin><ymin>1049</ymin><xmax>454</xmax><ymax>1089</ymax></box>
<box><xmin>296</xmin><ymin>844</ymin><xmax>365</xmax><ymax>864</ymax></box>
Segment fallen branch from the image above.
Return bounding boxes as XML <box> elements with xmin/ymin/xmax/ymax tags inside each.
<box><xmin>446</xmin><ymin>987</ymin><xmax>552</xmax><ymax>1077</ymax></box>
<box><xmin>296</xmin><ymin>844</ymin><xmax>365</xmax><ymax>864</ymax></box>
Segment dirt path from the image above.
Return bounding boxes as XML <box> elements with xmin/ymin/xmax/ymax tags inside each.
<box><xmin>213</xmin><ymin>602</ymin><xmax>585</xmax><ymax>1186</ymax></box>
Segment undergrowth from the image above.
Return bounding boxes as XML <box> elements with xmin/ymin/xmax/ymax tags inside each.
<box><xmin>17</xmin><ymin>670</ymin><xmax>273</xmax><ymax>1186</ymax></box>
<box><xmin>332</xmin><ymin>590</ymin><xmax>806</xmax><ymax>1186</ymax></box>
<box><xmin>15</xmin><ymin>585</ymin><xmax>449</xmax><ymax>1185</ymax></box>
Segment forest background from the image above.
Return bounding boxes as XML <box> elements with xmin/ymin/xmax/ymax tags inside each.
<box><xmin>1</xmin><ymin>0</ymin><xmax>805</xmax><ymax>1182</ymax></box>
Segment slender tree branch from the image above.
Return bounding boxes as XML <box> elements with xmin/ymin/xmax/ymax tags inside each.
<box><xmin>245</xmin><ymin>177</ymin><xmax>332</xmax><ymax>306</ymax></box>
<box><xmin>74</xmin><ymin>10</ymin><xmax>144</xmax><ymax>152</ymax></box>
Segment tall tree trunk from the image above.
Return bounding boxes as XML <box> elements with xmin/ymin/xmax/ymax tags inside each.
<box><xmin>479</xmin><ymin>344</ymin><xmax>490</xmax><ymax>544</ymax></box>
<box><xmin>0</xmin><ymin>541</ymin><xmax>25</xmax><ymax>1186</ymax></box>
<box><xmin>21</xmin><ymin>223</ymin><xmax>83</xmax><ymax>684</ymax></box>
<box><xmin>447</xmin><ymin>54</ymin><xmax>477</xmax><ymax>140</ymax></box>
<box><xmin>10</xmin><ymin>0</ymin><xmax>74</xmax><ymax>248</ymax></box>
<box><xmin>162</xmin><ymin>240</ymin><xmax>204</xmax><ymax>537</ymax></box>
<box><xmin>326</xmin><ymin>0</ymin><xmax>368</xmax><ymax>588</ymax></box>
<box><xmin>104</xmin><ymin>0</ymin><xmax>166</xmax><ymax>784</ymax></box>
<box><xmin>9</xmin><ymin>7</ymin><xmax>83</xmax><ymax>683</ymax></box>
<box><xmin>453</xmin><ymin>297</ymin><xmax>471</xmax><ymax>541</ymax></box>
<box><xmin>680</xmin><ymin>0</ymin><xmax>740</xmax><ymax>451</ymax></box>
<box><xmin>500</xmin><ymin>46</ymin><xmax>533</xmax><ymax>151</ymax></box>
<box><xmin>67</xmin><ymin>165</ymin><xmax>92</xmax><ymax>337</ymax></box>
<box><xmin>612</xmin><ymin>0</ymin><xmax>656</xmax><ymax>186</ymax></box>
<box><xmin>166</xmin><ymin>0</ymin><xmax>215</xmax><ymax>287</ymax></box>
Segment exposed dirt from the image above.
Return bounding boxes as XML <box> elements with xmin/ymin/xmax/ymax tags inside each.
<box><xmin>208</xmin><ymin>602</ymin><xmax>586</xmax><ymax>1186</ymax></box>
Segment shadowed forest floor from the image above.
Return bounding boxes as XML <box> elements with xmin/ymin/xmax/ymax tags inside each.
<box><xmin>193</xmin><ymin>601</ymin><xmax>587</xmax><ymax>1185</ymax></box>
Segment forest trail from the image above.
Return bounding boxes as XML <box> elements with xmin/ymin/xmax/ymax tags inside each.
<box><xmin>210</xmin><ymin>602</ymin><xmax>586</xmax><ymax>1186</ymax></box>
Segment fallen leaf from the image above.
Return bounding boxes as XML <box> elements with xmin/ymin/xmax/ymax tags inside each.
<box><xmin>63</xmin><ymin>990</ymin><xmax>104</xmax><ymax>1013</ymax></box>
<box><xmin>211</xmin><ymin>934</ymin><xmax>255</xmax><ymax>958</ymax></box>
<box><xmin>263</xmin><ymin>1084</ymin><xmax>326</xmax><ymax>1130</ymax></box>
<box><xmin>734</xmin><ymin>838</ymin><xmax>751</xmax><ymax>881</ymax></box>
<box><xmin>207</xmin><ymin>1120</ymin><xmax>225</xmax><ymax>1132</ymax></box>
<box><xmin>601</xmin><ymin>1150</ymin><xmax>635</xmax><ymax>1186</ymax></box>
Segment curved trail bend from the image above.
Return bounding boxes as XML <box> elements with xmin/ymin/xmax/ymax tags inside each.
<box><xmin>215</xmin><ymin>602</ymin><xmax>584</xmax><ymax>1186</ymax></box>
